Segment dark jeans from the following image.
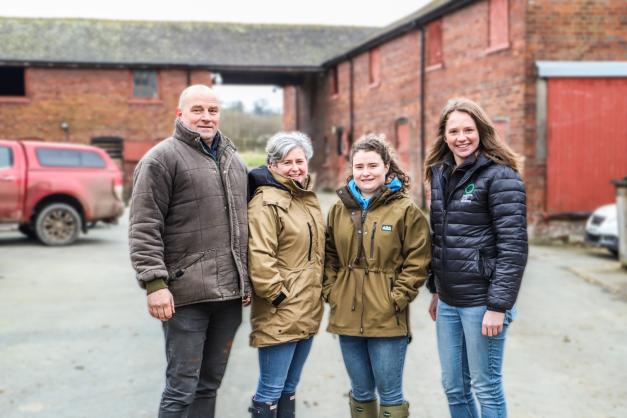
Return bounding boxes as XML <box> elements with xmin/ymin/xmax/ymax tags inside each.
<box><xmin>158</xmin><ymin>299</ymin><xmax>242</xmax><ymax>418</ymax></box>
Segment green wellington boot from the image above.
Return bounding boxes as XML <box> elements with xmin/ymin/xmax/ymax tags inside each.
<box><xmin>349</xmin><ymin>393</ymin><xmax>378</xmax><ymax>418</ymax></box>
<box><xmin>379</xmin><ymin>401</ymin><xmax>410</xmax><ymax>418</ymax></box>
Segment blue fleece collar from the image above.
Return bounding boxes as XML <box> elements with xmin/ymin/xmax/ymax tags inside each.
<box><xmin>348</xmin><ymin>177</ymin><xmax>402</xmax><ymax>210</ymax></box>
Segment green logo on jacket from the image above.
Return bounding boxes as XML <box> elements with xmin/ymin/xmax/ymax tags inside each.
<box><xmin>461</xmin><ymin>183</ymin><xmax>475</xmax><ymax>203</ymax></box>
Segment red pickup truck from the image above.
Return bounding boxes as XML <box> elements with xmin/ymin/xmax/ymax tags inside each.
<box><xmin>0</xmin><ymin>140</ymin><xmax>125</xmax><ymax>245</ymax></box>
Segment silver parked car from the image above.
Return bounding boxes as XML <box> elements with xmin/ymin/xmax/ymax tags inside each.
<box><xmin>585</xmin><ymin>203</ymin><xmax>619</xmax><ymax>257</ymax></box>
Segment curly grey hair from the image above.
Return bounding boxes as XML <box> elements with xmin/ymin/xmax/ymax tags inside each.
<box><xmin>265</xmin><ymin>131</ymin><xmax>314</xmax><ymax>165</ymax></box>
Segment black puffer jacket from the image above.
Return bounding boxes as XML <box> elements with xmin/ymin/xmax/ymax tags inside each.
<box><xmin>427</xmin><ymin>153</ymin><xmax>528</xmax><ymax>312</ymax></box>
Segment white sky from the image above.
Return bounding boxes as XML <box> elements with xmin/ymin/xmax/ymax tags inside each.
<box><xmin>1</xmin><ymin>0</ymin><xmax>431</xmax><ymax>111</ymax></box>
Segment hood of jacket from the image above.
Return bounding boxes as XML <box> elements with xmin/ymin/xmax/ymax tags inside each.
<box><xmin>248</xmin><ymin>165</ymin><xmax>312</xmax><ymax>201</ymax></box>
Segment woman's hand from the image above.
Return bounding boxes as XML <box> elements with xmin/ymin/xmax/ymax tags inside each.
<box><xmin>482</xmin><ymin>310</ymin><xmax>505</xmax><ymax>336</ymax></box>
<box><xmin>428</xmin><ymin>293</ymin><xmax>438</xmax><ymax>321</ymax></box>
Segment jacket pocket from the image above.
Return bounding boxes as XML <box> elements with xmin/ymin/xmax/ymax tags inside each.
<box><xmin>389</xmin><ymin>276</ymin><xmax>401</xmax><ymax>326</ymax></box>
<box><xmin>166</xmin><ymin>252</ymin><xmax>205</xmax><ymax>282</ymax></box>
<box><xmin>479</xmin><ymin>249</ymin><xmax>496</xmax><ymax>282</ymax></box>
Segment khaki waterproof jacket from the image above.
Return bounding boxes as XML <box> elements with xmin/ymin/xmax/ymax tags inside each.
<box><xmin>323</xmin><ymin>184</ymin><xmax>431</xmax><ymax>337</ymax></box>
<box><xmin>248</xmin><ymin>167</ymin><xmax>325</xmax><ymax>348</ymax></box>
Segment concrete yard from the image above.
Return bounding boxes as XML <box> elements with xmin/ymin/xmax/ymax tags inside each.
<box><xmin>1</xmin><ymin>201</ymin><xmax>626</xmax><ymax>418</ymax></box>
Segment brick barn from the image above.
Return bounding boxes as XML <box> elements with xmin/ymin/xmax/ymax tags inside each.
<box><xmin>0</xmin><ymin>17</ymin><xmax>372</xmax><ymax>197</ymax></box>
<box><xmin>1</xmin><ymin>0</ymin><xmax>626</xmax><ymax>236</ymax></box>
<box><xmin>281</xmin><ymin>0</ymin><xmax>627</xmax><ymax>237</ymax></box>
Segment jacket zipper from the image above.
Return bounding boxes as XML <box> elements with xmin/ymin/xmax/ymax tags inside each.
<box><xmin>307</xmin><ymin>222</ymin><xmax>313</xmax><ymax>262</ymax></box>
<box><xmin>370</xmin><ymin>222</ymin><xmax>377</xmax><ymax>259</ymax></box>
<box><xmin>169</xmin><ymin>253</ymin><xmax>205</xmax><ymax>282</ymax></box>
<box><xmin>358</xmin><ymin>209</ymin><xmax>368</xmax><ymax>332</ymax></box>
<box><xmin>440</xmin><ymin>163</ymin><xmax>477</xmax><ymax>286</ymax></box>
<box><xmin>360</xmin><ymin>266</ymin><xmax>368</xmax><ymax>334</ymax></box>
<box><xmin>442</xmin><ymin>208</ymin><xmax>449</xmax><ymax>284</ymax></box>
<box><xmin>439</xmin><ymin>160</ymin><xmax>486</xmax><ymax>287</ymax></box>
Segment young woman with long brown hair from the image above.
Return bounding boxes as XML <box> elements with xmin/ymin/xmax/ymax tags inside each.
<box><xmin>425</xmin><ymin>98</ymin><xmax>528</xmax><ymax>418</ymax></box>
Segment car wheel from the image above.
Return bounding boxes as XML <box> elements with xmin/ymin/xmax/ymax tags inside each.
<box><xmin>18</xmin><ymin>224</ymin><xmax>37</xmax><ymax>239</ymax></box>
<box><xmin>35</xmin><ymin>203</ymin><xmax>81</xmax><ymax>246</ymax></box>
<box><xmin>609</xmin><ymin>248</ymin><xmax>618</xmax><ymax>258</ymax></box>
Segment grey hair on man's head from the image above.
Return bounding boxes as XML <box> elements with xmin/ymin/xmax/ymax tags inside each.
<box><xmin>265</xmin><ymin>131</ymin><xmax>314</xmax><ymax>165</ymax></box>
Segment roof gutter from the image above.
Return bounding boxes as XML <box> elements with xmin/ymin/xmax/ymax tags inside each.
<box><xmin>0</xmin><ymin>60</ymin><xmax>323</xmax><ymax>73</ymax></box>
<box><xmin>322</xmin><ymin>0</ymin><xmax>476</xmax><ymax>67</ymax></box>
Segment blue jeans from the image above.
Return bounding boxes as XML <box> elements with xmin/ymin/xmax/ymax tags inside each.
<box><xmin>254</xmin><ymin>338</ymin><xmax>314</xmax><ymax>403</ymax></box>
<box><xmin>339</xmin><ymin>336</ymin><xmax>408</xmax><ymax>406</ymax></box>
<box><xmin>436</xmin><ymin>299</ymin><xmax>515</xmax><ymax>418</ymax></box>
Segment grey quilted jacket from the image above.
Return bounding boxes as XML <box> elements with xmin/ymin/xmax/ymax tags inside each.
<box><xmin>427</xmin><ymin>152</ymin><xmax>528</xmax><ymax>312</ymax></box>
<box><xmin>129</xmin><ymin>119</ymin><xmax>250</xmax><ymax>306</ymax></box>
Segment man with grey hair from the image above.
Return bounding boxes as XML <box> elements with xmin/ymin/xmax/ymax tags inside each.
<box><xmin>129</xmin><ymin>84</ymin><xmax>251</xmax><ymax>418</ymax></box>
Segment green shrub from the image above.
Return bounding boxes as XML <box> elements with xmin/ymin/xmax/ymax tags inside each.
<box><xmin>241</xmin><ymin>152</ymin><xmax>266</xmax><ymax>168</ymax></box>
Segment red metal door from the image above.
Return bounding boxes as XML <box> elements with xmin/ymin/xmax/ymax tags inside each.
<box><xmin>546</xmin><ymin>78</ymin><xmax>627</xmax><ymax>214</ymax></box>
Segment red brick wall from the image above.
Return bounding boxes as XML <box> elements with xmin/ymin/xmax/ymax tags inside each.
<box><xmin>292</xmin><ymin>0</ymin><xmax>528</xmax><ymax>206</ymax></box>
<box><xmin>284</xmin><ymin>32</ymin><xmax>424</xmax><ymax>196</ymax></box>
<box><xmin>0</xmin><ymin>67</ymin><xmax>213</xmax><ymax>190</ymax></box>
<box><xmin>523</xmin><ymin>0</ymin><xmax>627</xmax><ymax>234</ymax></box>
<box><xmin>284</xmin><ymin>0</ymin><xmax>627</xmax><ymax>236</ymax></box>
<box><xmin>423</xmin><ymin>0</ymin><xmax>528</xmax><ymax>201</ymax></box>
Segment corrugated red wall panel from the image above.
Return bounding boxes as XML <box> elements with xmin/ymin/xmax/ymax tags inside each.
<box><xmin>547</xmin><ymin>78</ymin><xmax>627</xmax><ymax>214</ymax></box>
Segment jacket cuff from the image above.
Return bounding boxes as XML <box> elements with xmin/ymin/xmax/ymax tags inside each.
<box><xmin>271</xmin><ymin>291</ymin><xmax>287</xmax><ymax>307</ymax></box>
<box><xmin>487</xmin><ymin>305</ymin><xmax>507</xmax><ymax>313</ymax></box>
<box><xmin>426</xmin><ymin>270</ymin><xmax>437</xmax><ymax>294</ymax></box>
<box><xmin>243</xmin><ymin>278</ymin><xmax>253</xmax><ymax>296</ymax></box>
<box><xmin>268</xmin><ymin>285</ymin><xmax>290</xmax><ymax>306</ymax></box>
<box><xmin>146</xmin><ymin>278</ymin><xmax>168</xmax><ymax>294</ymax></box>
<box><xmin>137</xmin><ymin>268</ymin><xmax>169</xmax><ymax>284</ymax></box>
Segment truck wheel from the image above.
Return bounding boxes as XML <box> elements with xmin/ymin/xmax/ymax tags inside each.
<box><xmin>18</xmin><ymin>224</ymin><xmax>37</xmax><ymax>239</ymax></box>
<box><xmin>35</xmin><ymin>203</ymin><xmax>81</xmax><ymax>246</ymax></box>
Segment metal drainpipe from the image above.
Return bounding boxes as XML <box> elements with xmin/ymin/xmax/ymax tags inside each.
<box><xmin>349</xmin><ymin>59</ymin><xmax>354</xmax><ymax>152</ymax></box>
<box><xmin>295</xmin><ymin>86</ymin><xmax>300</xmax><ymax>131</ymax></box>
<box><xmin>419</xmin><ymin>26</ymin><xmax>427</xmax><ymax>209</ymax></box>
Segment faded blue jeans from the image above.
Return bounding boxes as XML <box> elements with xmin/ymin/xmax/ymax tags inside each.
<box><xmin>339</xmin><ymin>335</ymin><xmax>408</xmax><ymax>406</ymax></box>
<box><xmin>436</xmin><ymin>299</ymin><xmax>515</xmax><ymax>418</ymax></box>
<box><xmin>254</xmin><ymin>337</ymin><xmax>314</xmax><ymax>403</ymax></box>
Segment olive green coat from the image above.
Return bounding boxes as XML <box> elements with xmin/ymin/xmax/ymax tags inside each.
<box><xmin>248</xmin><ymin>172</ymin><xmax>325</xmax><ymax>347</ymax></box>
<box><xmin>323</xmin><ymin>185</ymin><xmax>431</xmax><ymax>337</ymax></box>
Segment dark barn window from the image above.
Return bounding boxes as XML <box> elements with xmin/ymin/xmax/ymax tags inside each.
<box><xmin>133</xmin><ymin>70</ymin><xmax>158</xmax><ymax>98</ymax></box>
<box><xmin>0</xmin><ymin>67</ymin><xmax>26</xmax><ymax>96</ymax></box>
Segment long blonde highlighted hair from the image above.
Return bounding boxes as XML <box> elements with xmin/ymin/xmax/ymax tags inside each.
<box><xmin>424</xmin><ymin>98</ymin><xmax>522</xmax><ymax>183</ymax></box>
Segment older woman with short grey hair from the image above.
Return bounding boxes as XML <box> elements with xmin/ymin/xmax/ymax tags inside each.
<box><xmin>247</xmin><ymin>131</ymin><xmax>325</xmax><ymax>418</ymax></box>
<box><xmin>265</xmin><ymin>131</ymin><xmax>314</xmax><ymax>165</ymax></box>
